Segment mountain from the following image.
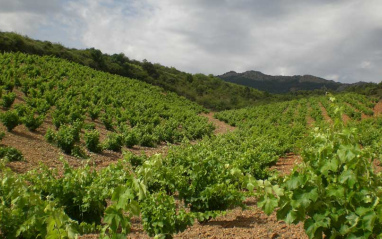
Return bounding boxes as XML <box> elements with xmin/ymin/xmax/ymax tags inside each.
<box><xmin>218</xmin><ymin>70</ymin><xmax>345</xmax><ymax>94</ymax></box>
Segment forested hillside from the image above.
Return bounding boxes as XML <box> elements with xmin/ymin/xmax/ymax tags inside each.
<box><xmin>218</xmin><ymin>70</ymin><xmax>355</xmax><ymax>93</ymax></box>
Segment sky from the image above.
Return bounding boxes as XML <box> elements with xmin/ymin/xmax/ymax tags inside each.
<box><xmin>1</xmin><ymin>0</ymin><xmax>381</xmax><ymax>83</ymax></box>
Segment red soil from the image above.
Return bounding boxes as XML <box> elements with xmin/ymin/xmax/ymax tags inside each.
<box><xmin>318</xmin><ymin>102</ymin><xmax>332</xmax><ymax>123</ymax></box>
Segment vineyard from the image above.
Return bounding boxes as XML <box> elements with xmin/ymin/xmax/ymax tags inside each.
<box><xmin>1</xmin><ymin>52</ymin><xmax>382</xmax><ymax>238</ymax></box>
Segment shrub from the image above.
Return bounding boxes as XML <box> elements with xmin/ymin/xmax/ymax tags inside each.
<box><xmin>52</xmin><ymin>111</ymin><xmax>68</xmax><ymax>129</ymax></box>
<box><xmin>103</xmin><ymin>133</ymin><xmax>124</xmax><ymax>152</ymax></box>
<box><xmin>45</xmin><ymin>128</ymin><xmax>56</xmax><ymax>143</ymax></box>
<box><xmin>71</xmin><ymin>145</ymin><xmax>88</xmax><ymax>159</ymax></box>
<box><xmin>124</xmin><ymin>152</ymin><xmax>146</xmax><ymax>168</ymax></box>
<box><xmin>139</xmin><ymin>133</ymin><xmax>158</xmax><ymax>147</ymax></box>
<box><xmin>123</xmin><ymin>129</ymin><xmax>138</xmax><ymax>148</ymax></box>
<box><xmin>88</xmin><ymin>106</ymin><xmax>101</xmax><ymax>120</ymax></box>
<box><xmin>14</xmin><ymin>103</ymin><xmax>28</xmax><ymax>117</ymax></box>
<box><xmin>101</xmin><ymin>114</ymin><xmax>114</xmax><ymax>131</ymax></box>
<box><xmin>140</xmin><ymin>192</ymin><xmax>194</xmax><ymax>238</ymax></box>
<box><xmin>0</xmin><ymin>146</ymin><xmax>23</xmax><ymax>161</ymax></box>
<box><xmin>0</xmin><ymin>110</ymin><xmax>20</xmax><ymax>131</ymax></box>
<box><xmin>22</xmin><ymin>110</ymin><xmax>45</xmax><ymax>131</ymax></box>
<box><xmin>84</xmin><ymin>129</ymin><xmax>102</xmax><ymax>153</ymax></box>
<box><xmin>71</xmin><ymin>120</ymin><xmax>83</xmax><ymax>142</ymax></box>
<box><xmin>1</xmin><ymin>91</ymin><xmax>16</xmax><ymax>108</ymax></box>
<box><xmin>56</xmin><ymin>125</ymin><xmax>79</xmax><ymax>154</ymax></box>
<box><xmin>83</xmin><ymin>123</ymin><xmax>96</xmax><ymax>130</ymax></box>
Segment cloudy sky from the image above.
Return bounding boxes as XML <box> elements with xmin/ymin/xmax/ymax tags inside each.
<box><xmin>1</xmin><ymin>0</ymin><xmax>381</xmax><ymax>83</ymax></box>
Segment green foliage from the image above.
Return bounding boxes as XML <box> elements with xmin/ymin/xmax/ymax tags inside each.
<box><xmin>22</xmin><ymin>108</ymin><xmax>44</xmax><ymax>131</ymax></box>
<box><xmin>0</xmin><ymin>167</ymin><xmax>79</xmax><ymax>239</ymax></box>
<box><xmin>124</xmin><ymin>151</ymin><xmax>146</xmax><ymax>169</ymax></box>
<box><xmin>14</xmin><ymin>103</ymin><xmax>28</xmax><ymax>117</ymax></box>
<box><xmin>71</xmin><ymin>145</ymin><xmax>89</xmax><ymax>159</ymax></box>
<box><xmin>84</xmin><ymin>129</ymin><xmax>102</xmax><ymax>153</ymax></box>
<box><xmin>45</xmin><ymin>128</ymin><xmax>56</xmax><ymax>143</ymax></box>
<box><xmin>140</xmin><ymin>192</ymin><xmax>195</xmax><ymax>238</ymax></box>
<box><xmin>101</xmin><ymin>114</ymin><xmax>114</xmax><ymax>131</ymax></box>
<box><xmin>56</xmin><ymin>125</ymin><xmax>80</xmax><ymax>154</ymax></box>
<box><xmin>251</xmin><ymin>126</ymin><xmax>382</xmax><ymax>238</ymax></box>
<box><xmin>103</xmin><ymin>133</ymin><xmax>124</xmax><ymax>152</ymax></box>
<box><xmin>1</xmin><ymin>91</ymin><xmax>16</xmax><ymax>108</ymax></box>
<box><xmin>88</xmin><ymin>105</ymin><xmax>101</xmax><ymax>120</ymax></box>
<box><xmin>26</xmin><ymin>162</ymin><xmax>108</xmax><ymax>225</ymax></box>
<box><xmin>0</xmin><ymin>31</ymin><xmax>271</xmax><ymax>110</ymax></box>
<box><xmin>123</xmin><ymin>128</ymin><xmax>138</xmax><ymax>148</ymax></box>
<box><xmin>0</xmin><ymin>110</ymin><xmax>20</xmax><ymax>131</ymax></box>
<box><xmin>101</xmin><ymin>185</ymin><xmax>140</xmax><ymax>237</ymax></box>
<box><xmin>0</xmin><ymin>146</ymin><xmax>23</xmax><ymax>161</ymax></box>
<box><xmin>0</xmin><ymin>52</ymin><xmax>215</xmax><ymax>155</ymax></box>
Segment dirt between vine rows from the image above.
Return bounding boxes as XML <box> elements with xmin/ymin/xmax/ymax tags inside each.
<box><xmin>200</xmin><ymin>112</ymin><xmax>236</xmax><ymax>135</ymax></box>
<box><xmin>2</xmin><ymin>111</ymin><xmax>233</xmax><ymax>173</ymax></box>
<box><xmin>373</xmin><ymin>100</ymin><xmax>382</xmax><ymax>116</ymax></box>
<box><xmin>126</xmin><ymin>196</ymin><xmax>307</xmax><ymax>239</ymax></box>
<box><xmin>78</xmin><ymin>155</ymin><xmax>306</xmax><ymax>239</ymax></box>
<box><xmin>3</xmin><ymin>99</ymin><xmax>382</xmax><ymax>238</ymax></box>
<box><xmin>318</xmin><ymin>102</ymin><xmax>332</xmax><ymax>123</ymax></box>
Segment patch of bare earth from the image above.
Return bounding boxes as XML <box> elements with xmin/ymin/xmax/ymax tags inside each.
<box><xmin>200</xmin><ymin>112</ymin><xmax>236</xmax><ymax>135</ymax></box>
<box><xmin>176</xmin><ymin>197</ymin><xmax>306</xmax><ymax>239</ymax></box>
<box><xmin>373</xmin><ymin>160</ymin><xmax>382</xmax><ymax>174</ymax></box>
<box><xmin>270</xmin><ymin>153</ymin><xmax>302</xmax><ymax>176</ymax></box>
<box><xmin>342</xmin><ymin>114</ymin><xmax>351</xmax><ymax>124</ymax></box>
<box><xmin>306</xmin><ymin>103</ymin><xmax>315</xmax><ymax>127</ymax></box>
<box><xmin>1</xmin><ymin>115</ymin><xmax>170</xmax><ymax>173</ymax></box>
<box><xmin>373</xmin><ymin>100</ymin><xmax>382</xmax><ymax>116</ymax></box>
<box><xmin>318</xmin><ymin>102</ymin><xmax>332</xmax><ymax>123</ymax></box>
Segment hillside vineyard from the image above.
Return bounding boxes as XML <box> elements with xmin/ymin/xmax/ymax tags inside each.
<box><xmin>0</xmin><ymin>52</ymin><xmax>382</xmax><ymax>238</ymax></box>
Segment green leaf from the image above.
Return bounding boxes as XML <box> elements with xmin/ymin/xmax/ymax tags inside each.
<box><xmin>304</xmin><ymin>214</ymin><xmax>330</xmax><ymax>239</ymax></box>
<box><xmin>362</xmin><ymin>210</ymin><xmax>376</xmax><ymax>232</ymax></box>
<box><xmin>326</xmin><ymin>185</ymin><xmax>345</xmax><ymax>201</ymax></box>
<box><xmin>103</xmin><ymin>206</ymin><xmax>122</xmax><ymax>232</ymax></box>
<box><xmin>277</xmin><ymin>202</ymin><xmax>297</xmax><ymax>224</ymax></box>
<box><xmin>116</xmin><ymin>189</ymin><xmax>133</xmax><ymax>210</ymax></box>
<box><xmin>291</xmin><ymin>187</ymin><xmax>318</xmax><ymax>208</ymax></box>
<box><xmin>339</xmin><ymin>170</ymin><xmax>357</xmax><ymax>188</ymax></box>
<box><xmin>285</xmin><ymin>173</ymin><xmax>304</xmax><ymax>190</ymax></box>
<box><xmin>129</xmin><ymin>200</ymin><xmax>140</xmax><ymax>216</ymax></box>
<box><xmin>272</xmin><ymin>184</ymin><xmax>284</xmax><ymax>197</ymax></box>
<box><xmin>258</xmin><ymin>195</ymin><xmax>278</xmax><ymax>215</ymax></box>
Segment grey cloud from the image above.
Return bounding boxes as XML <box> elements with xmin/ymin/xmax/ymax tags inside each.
<box><xmin>0</xmin><ymin>0</ymin><xmax>381</xmax><ymax>83</ymax></box>
<box><xmin>0</xmin><ymin>0</ymin><xmax>61</xmax><ymax>14</ymax></box>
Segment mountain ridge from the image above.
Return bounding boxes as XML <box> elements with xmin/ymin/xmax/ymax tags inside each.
<box><xmin>217</xmin><ymin>70</ymin><xmax>360</xmax><ymax>93</ymax></box>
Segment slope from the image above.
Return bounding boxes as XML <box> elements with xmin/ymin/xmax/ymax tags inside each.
<box><xmin>0</xmin><ymin>52</ymin><xmax>217</xmax><ymax>172</ymax></box>
<box><xmin>0</xmin><ymin>31</ymin><xmax>271</xmax><ymax>110</ymax></box>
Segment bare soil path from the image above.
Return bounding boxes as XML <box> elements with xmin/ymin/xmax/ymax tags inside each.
<box><xmin>374</xmin><ymin>100</ymin><xmax>382</xmax><ymax>116</ymax></box>
<box><xmin>201</xmin><ymin>112</ymin><xmax>236</xmax><ymax>135</ymax></box>
<box><xmin>318</xmin><ymin>102</ymin><xmax>332</xmax><ymax>123</ymax></box>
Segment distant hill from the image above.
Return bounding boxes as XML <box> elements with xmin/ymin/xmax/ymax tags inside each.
<box><xmin>218</xmin><ymin>70</ymin><xmax>348</xmax><ymax>94</ymax></box>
